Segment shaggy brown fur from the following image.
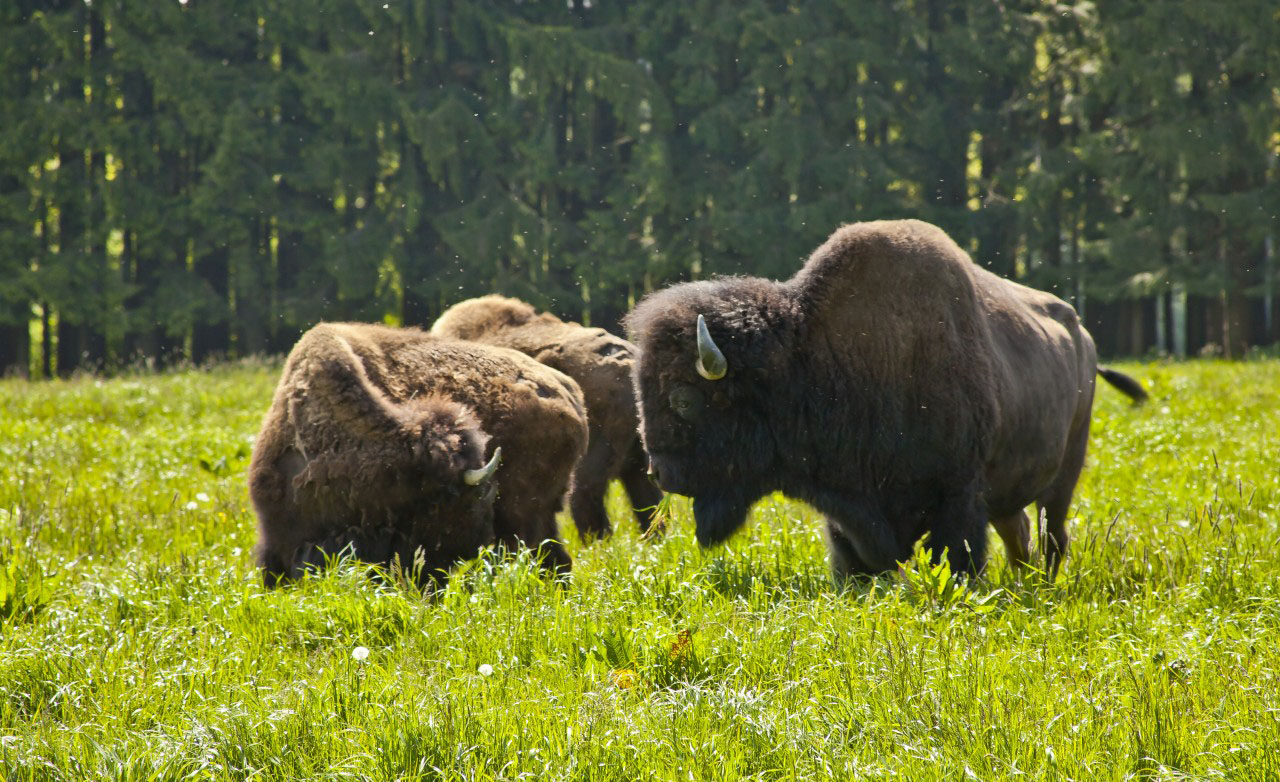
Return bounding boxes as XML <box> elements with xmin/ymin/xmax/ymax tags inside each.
<box><xmin>626</xmin><ymin>219</ymin><xmax>1146</xmax><ymax>580</ymax></box>
<box><xmin>248</xmin><ymin>322</ymin><xmax>587</xmax><ymax>586</ymax></box>
<box><xmin>432</xmin><ymin>295</ymin><xmax>663</xmax><ymax>538</ymax></box>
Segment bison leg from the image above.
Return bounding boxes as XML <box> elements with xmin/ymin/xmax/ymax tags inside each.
<box><xmin>1037</xmin><ymin>423</ymin><xmax>1090</xmax><ymax>579</ymax></box>
<box><xmin>620</xmin><ymin>441</ymin><xmax>663</xmax><ymax>533</ymax></box>
<box><xmin>817</xmin><ymin>494</ymin><xmax>908</xmax><ymax>582</ymax></box>
<box><xmin>259</xmin><ymin>548</ymin><xmax>290</xmax><ymax>589</ymax></box>
<box><xmin>991</xmin><ymin>510</ymin><xmax>1032</xmax><ymax>569</ymax></box>
<box><xmin>536</xmin><ymin>539</ymin><xmax>572</xmax><ymax>578</ymax></box>
<box><xmin>567</xmin><ymin>438</ymin><xmax>617</xmax><ymax>540</ymax></box>
<box><xmin>824</xmin><ymin>520</ymin><xmax>887</xmax><ymax>586</ymax></box>
<box><xmin>925</xmin><ymin>481</ymin><xmax>989</xmax><ymax>576</ymax></box>
<box><xmin>493</xmin><ymin>507</ymin><xmax>572</xmax><ymax>580</ymax></box>
<box><xmin>292</xmin><ymin>534</ymin><xmax>359</xmax><ymax>578</ymax></box>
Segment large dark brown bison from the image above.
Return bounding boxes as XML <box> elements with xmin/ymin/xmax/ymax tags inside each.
<box><xmin>432</xmin><ymin>295</ymin><xmax>663</xmax><ymax>539</ymax></box>
<box><xmin>248</xmin><ymin>322</ymin><xmax>587</xmax><ymax>586</ymax></box>
<box><xmin>626</xmin><ymin>219</ymin><xmax>1146</xmax><ymax>580</ymax></box>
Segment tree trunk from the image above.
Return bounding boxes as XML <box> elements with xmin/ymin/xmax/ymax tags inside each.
<box><xmin>192</xmin><ymin>245</ymin><xmax>230</xmax><ymax>364</ymax></box>
<box><xmin>0</xmin><ymin>322</ymin><xmax>29</xmax><ymax>378</ymax></box>
<box><xmin>1086</xmin><ymin>299</ymin><xmax>1118</xmax><ymax>358</ymax></box>
<box><xmin>234</xmin><ymin>217</ymin><xmax>271</xmax><ymax>356</ymax></box>
<box><xmin>40</xmin><ymin>303</ymin><xmax>52</xmax><ymax>379</ymax></box>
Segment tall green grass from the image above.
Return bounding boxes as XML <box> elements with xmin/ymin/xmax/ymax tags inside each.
<box><xmin>2</xmin><ymin>361</ymin><xmax>1278</xmax><ymax>780</ymax></box>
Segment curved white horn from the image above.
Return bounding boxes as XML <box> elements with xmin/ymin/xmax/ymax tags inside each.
<box><xmin>695</xmin><ymin>314</ymin><xmax>727</xmax><ymax>381</ymax></box>
<box><xmin>463</xmin><ymin>446</ymin><xmax>502</xmax><ymax>485</ymax></box>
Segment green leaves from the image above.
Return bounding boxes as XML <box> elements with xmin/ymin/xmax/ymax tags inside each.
<box><xmin>0</xmin><ymin>546</ymin><xmax>58</xmax><ymax>626</ymax></box>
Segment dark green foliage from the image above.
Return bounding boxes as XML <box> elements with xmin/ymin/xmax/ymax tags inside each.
<box><xmin>1</xmin><ymin>1</ymin><xmax>1277</xmax><ymax>375</ymax></box>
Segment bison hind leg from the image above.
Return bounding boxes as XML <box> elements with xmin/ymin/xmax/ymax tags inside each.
<box><xmin>1036</xmin><ymin>421</ymin><xmax>1091</xmax><ymax>579</ymax></box>
<box><xmin>991</xmin><ymin>510</ymin><xmax>1033</xmax><ymax>570</ymax></box>
<box><xmin>1037</xmin><ymin>487</ymin><xmax>1076</xmax><ymax>581</ymax></box>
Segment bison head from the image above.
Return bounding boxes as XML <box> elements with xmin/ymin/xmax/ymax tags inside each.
<box><xmin>400</xmin><ymin>397</ymin><xmax>504</xmax><ymax>525</ymax></box>
<box><xmin>625</xmin><ymin>279</ymin><xmax>796</xmax><ymax>547</ymax></box>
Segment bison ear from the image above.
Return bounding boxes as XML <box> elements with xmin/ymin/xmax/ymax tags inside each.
<box><xmin>463</xmin><ymin>446</ymin><xmax>502</xmax><ymax>485</ymax></box>
<box><xmin>695</xmin><ymin>314</ymin><xmax>728</xmax><ymax>381</ymax></box>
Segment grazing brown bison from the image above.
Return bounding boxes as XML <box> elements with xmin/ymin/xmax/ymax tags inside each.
<box><xmin>432</xmin><ymin>295</ymin><xmax>663</xmax><ymax>539</ymax></box>
<box><xmin>626</xmin><ymin>219</ymin><xmax>1146</xmax><ymax>580</ymax></box>
<box><xmin>248</xmin><ymin>322</ymin><xmax>587</xmax><ymax>587</ymax></box>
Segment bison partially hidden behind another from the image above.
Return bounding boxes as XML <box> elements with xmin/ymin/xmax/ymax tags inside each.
<box><xmin>432</xmin><ymin>295</ymin><xmax>663</xmax><ymax>539</ymax></box>
<box><xmin>248</xmin><ymin>322</ymin><xmax>587</xmax><ymax>587</ymax></box>
<box><xmin>626</xmin><ymin>219</ymin><xmax>1146</xmax><ymax>581</ymax></box>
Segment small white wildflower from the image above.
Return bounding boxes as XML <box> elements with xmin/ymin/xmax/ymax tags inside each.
<box><xmin>477</xmin><ymin>663</ymin><xmax>494</xmax><ymax>677</ymax></box>
<box><xmin>352</xmin><ymin>646</ymin><xmax>370</xmax><ymax>662</ymax></box>
<box><xmin>184</xmin><ymin>501</ymin><xmax>198</xmax><ymax>511</ymax></box>
<box><xmin>196</xmin><ymin>492</ymin><xmax>210</xmax><ymax>503</ymax></box>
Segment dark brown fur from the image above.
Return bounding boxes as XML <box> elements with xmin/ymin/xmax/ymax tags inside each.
<box><xmin>432</xmin><ymin>295</ymin><xmax>663</xmax><ymax>538</ymax></box>
<box><xmin>626</xmin><ymin>219</ymin><xmax>1146</xmax><ymax>580</ymax></box>
<box><xmin>248</xmin><ymin>322</ymin><xmax>587</xmax><ymax>586</ymax></box>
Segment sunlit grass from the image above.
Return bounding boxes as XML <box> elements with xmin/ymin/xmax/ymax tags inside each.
<box><xmin>2</xmin><ymin>360</ymin><xmax>1278</xmax><ymax>780</ymax></box>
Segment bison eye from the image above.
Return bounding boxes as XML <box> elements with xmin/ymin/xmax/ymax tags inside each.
<box><xmin>669</xmin><ymin>385</ymin><xmax>704</xmax><ymax>421</ymax></box>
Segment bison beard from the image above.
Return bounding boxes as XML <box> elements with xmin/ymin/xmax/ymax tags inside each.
<box><xmin>626</xmin><ymin>219</ymin><xmax>1146</xmax><ymax>580</ymax></box>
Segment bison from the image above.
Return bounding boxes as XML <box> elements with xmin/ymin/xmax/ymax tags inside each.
<box><xmin>248</xmin><ymin>322</ymin><xmax>587</xmax><ymax>587</ymax></box>
<box><xmin>625</xmin><ymin>219</ymin><xmax>1146</xmax><ymax>581</ymax></box>
<box><xmin>432</xmin><ymin>295</ymin><xmax>663</xmax><ymax>539</ymax></box>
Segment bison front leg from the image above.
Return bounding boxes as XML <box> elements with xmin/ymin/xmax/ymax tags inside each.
<box><xmin>567</xmin><ymin>438</ymin><xmax>617</xmax><ymax>540</ymax></box>
<box><xmin>620</xmin><ymin>441</ymin><xmax>664</xmax><ymax>534</ymax></box>
<box><xmin>259</xmin><ymin>548</ymin><xmax>290</xmax><ymax>589</ymax></box>
<box><xmin>493</xmin><ymin>504</ymin><xmax>573</xmax><ymax>580</ymax></box>
<box><xmin>817</xmin><ymin>494</ymin><xmax>909</xmax><ymax>584</ymax></box>
<box><xmin>926</xmin><ymin>481</ymin><xmax>989</xmax><ymax>576</ymax></box>
<box><xmin>824</xmin><ymin>521</ymin><xmax>885</xmax><ymax>587</ymax></box>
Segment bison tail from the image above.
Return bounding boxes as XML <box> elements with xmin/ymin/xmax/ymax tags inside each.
<box><xmin>1097</xmin><ymin>367</ymin><xmax>1148</xmax><ymax>405</ymax></box>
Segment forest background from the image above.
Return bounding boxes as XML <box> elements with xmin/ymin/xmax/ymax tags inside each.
<box><xmin>1</xmin><ymin>0</ymin><xmax>1278</xmax><ymax>378</ymax></box>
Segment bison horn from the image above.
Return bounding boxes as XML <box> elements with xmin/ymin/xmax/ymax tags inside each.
<box><xmin>463</xmin><ymin>446</ymin><xmax>502</xmax><ymax>485</ymax></box>
<box><xmin>695</xmin><ymin>314</ymin><xmax>727</xmax><ymax>381</ymax></box>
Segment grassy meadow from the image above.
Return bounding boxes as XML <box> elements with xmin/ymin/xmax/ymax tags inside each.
<box><xmin>1</xmin><ymin>360</ymin><xmax>1279</xmax><ymax>780</ymax></box>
